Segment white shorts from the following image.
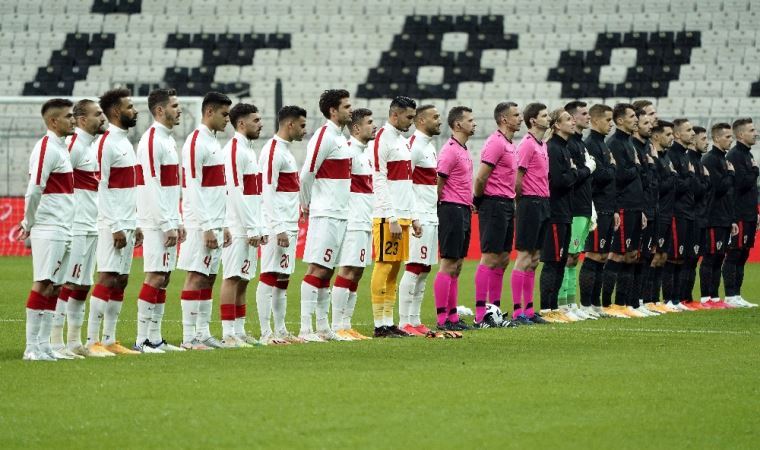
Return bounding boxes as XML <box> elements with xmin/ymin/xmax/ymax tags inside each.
<box><xmin>31</xmin><ymin>236</ymin><xmax>70</xmax><ymax>284</ymax></box>
<box><xmin>222</xmin><ymin>236</ymin><xmax>257</xmax><ymax>280</ymax></box>
<box><xmin>142</xmin><ymin>228</ymin><xmax>177</xmax><ymax>273</ymax></box>
<box><xmin>96</xmin><ymin>228</ymin><xmax>135</xmax><ymax>275</ymax></box>
<box><xmin>260</xmin><ymin>230</ymin><xmax>297</xmax><ymax>275</ymax></box>
<box><xmin>177</xmin><ymin>228</ymin><xmax>222</xmax><ymax>276</ymax></box>
<box><xmin>407</xmin><ymin>222</ymin><xmax>438</xmax><ymax>265</ymax></box>
<box><xmin>65</xmin><ymin>233</ymin><xmax>97</xmax><ymax>285</ymax></box>
<box><xmin>302</xmin><ymin>216</ymin><xmax>347</xmax><ymax>269</ymax></box>
<box><xmin>338</xmin><ymin>229</ymin><xmax>372</xmax><ymax>268</ymax></box>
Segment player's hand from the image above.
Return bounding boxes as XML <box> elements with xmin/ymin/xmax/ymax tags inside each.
<box><xmin>203</xmin><ymin>229</ymin><xmax>219</xmax><ymax>249</ymax></box>
<box><xmin>669</xmin><ymin>161</ymin><xmax>676</xmax><ymax>173</ymax></box>
<box><xmin>731</xmin><ymin>223</ymin><xmax>739</xmax><ymax>236</ymax></box>
<box><xmin>688</xmin><ymin>162</ymin><xmax>694</xmax><ymax>173</ymax></box>
<box><xmin>584</xmin><ymin>153</ymin><xmax>596</xmax><ymax>173</ymax></box>
<box><xmin>134</xmin><ymin>228</ymin><xmax>144</xmax><ymax>248</ymax></box>
<box><xmin>641</xmin><ymin>212</ymin><xmax>647</xmax><ymax>229</ymax></box>
<box><xmin>113</xmin><ymin>230</ymin><xmax>127</xmax><ymax>249</ymax></box>
<box><xmin>276</xmin><ymin>232</ymin><xmax>289</xmax><ymax>247</ymax></box>
<box><xmin>411</xmin><ymin>220</ymin><xmax>423</xmax><ymax>238</ymax></box>
<box><xmin>609</xmin><ymin>153</ymin><xmax>617</xmax><ymax>166</ymax></box>
<box><xmin>389</xmin><ymin>220</ymin><xmax>402</xmax><ymax>240</ymax></box>
<box><xmin>702</xmin><ymin>166</ymin><xmax>709</xmax><ymax>176</ymax></box>
<box><xmin>569</xmin><ymin>158</ymin><xmax>577</xmax><ymax>170</ymax></box>
<box><xmin>14</xmin><ymin>223</ymin><xmax>29</xmax><ymax>241</ymax></box>
<box><xmin>178</xmin><ymin>225</ymin><xmax>187</xmax><ymax>244</ymax></box>
<box><xmin>248</xmin><ymin>235</ymin><xmax>262</xmax><ymax>247</ymax></box>
<box><xmin>613</xmin><ymin>212</ymin><xmax>621</xmax><ymax>231</ymax></box>
<box><xmin>646</xmin><ymin>154</ymin><xmax>654</xmax><ymax>165</ymax></box>
<box><xmin>261</xmin><ymin>235</ymin><xmax>269</xmax><ymax>245</ymax></box>
<box><xmin>649</xmin><ymin>143</ymin><xmax>657</xmax><ymax>158</ymax></box>
<box><xmin>164</xmin><ymin>229</ymin><xmax>178</xmax><ymax>248</ymax></box>
<box><xmin>752</xmin><ymin>159</ymin><xmax>758</xmax><ymax>168</ymax></box>
<box><xmin>727</xmin><ymin>161</ymin><xmax>734</xmax><ymax>172</ymax></box>
<box><xmin>633</xmin><ymin>151</ymin><xmax>640</xmax><ymax>165</ymax></box>
<box><xmin>300</xmin><ymin>206</ymin><xmax>309</xmax><ymax>223</ymax></box>
<box><xmin>223</xmin><ymin>228</ymin><xmax>232</xmax><ymax>248</ymax></box>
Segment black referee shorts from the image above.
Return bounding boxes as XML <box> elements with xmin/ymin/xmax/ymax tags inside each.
<box><xmin>437</xmin><ymin>202</ymin><xmax>471</xmax><ymax>259</ymax></box>
<box><xmin>478</xmin><ymin>196</ymin><xmax>515</xmax><ymax>254</ymax></box>
<box><xmin>515</xmin><ymin>196</ymin><xmax>550</xmax><ymax>252</ymax></box>
<box><xmin>610</xmin><ymin>208</ymin><xmax>642</xmax><ymax>254</ymax></box>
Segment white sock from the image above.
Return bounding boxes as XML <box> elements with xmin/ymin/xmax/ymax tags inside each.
<box><xmin>149</xmin><ymin>302</ymin><xmax>165</xmax><ymax>344</ymax></box>
<box><xmin>234</xmin><ymin>316</ymin><xmax>246</xmax><ymax>336</ymax></box>
<box><xmin>398</xmin><ymin>270</ymin><xmax>417</xmax><ymax>326</ymax></box>
<box><xmin>102</xmin><ymin>300</ymin><xmax>123</xmax><ymax>345</ymax></box>
<box><xmin>410</xmin><ymin>271</ymin><xmax>429</xmax><ymax>326</ymax></box>
<box><xmin>66</xmin><ymin>298</ymin><xmax>86</xmax><ymax>350</ymax></box>
<box><xmin>383</xmin><ymin>297</ymin><xmax>395</xmax><ymax>327</ymax></box>
<box><xmin>343</xmin><ymin>290</ymin><xmax>358</xmax><ymax>330</ymax></box>
<box><xmin>273</xmin><ymin>286</ymin><xmax>288</xmax><ymax>335</ymax></box>
<box><xmin>50</xmin><ymin>298</ymin><xmax>68</xmax><ymax>347</ymax></box>
<box><xmin>25</xmin><ymin>308</ymin><xmax>43</xmax><ymax>353</ymax></box>
<box><xmin>37</xmin><ymin>309</ymin><xmax>54</xmax><ymax>352</ymax></box>
<box><xmin>136</xmin><ymin>299</ymin><xmax>155</xmax><ymax>345</ymax></box>
<box><xmin>87</xmin><ymin>297</ymin><xmax>107</xmax><ymax>345</ymax></box>
<box><xmin>300</xmin><ymin>279</ymin><xmax>318</xmax><ymax>334</ymax></box>
<box><xmin>196</xmin><ymin>299</ymin><xmax>212</xmax><ymax>339</ymax></box>
<box><xmin>255</xmin><ymin>281</ymin><xmax>274</xmax><ymax>336</ymax></box>
<box><xmin>316</xmin><ymin>287</ymin><xmax>331</xmax><ymax>332</ymax></box>
<box><xmin>222</xmin><ymin>320</ymin><xmax>235</xmax><ymax>337</ymax></box>
<box><xmin>700</xmin><ymin>296</ymin><xmax>710</xmax><ymax>303</ymax></box>
<box><xmin>181</xmin><ymin>299</ymin><xmax>199</xmax><ymax>343</ymax></box>
<box><xmin>331</xmin><ymin>285</ymin><xmax>350</xmax><ymax>330</ymax></box>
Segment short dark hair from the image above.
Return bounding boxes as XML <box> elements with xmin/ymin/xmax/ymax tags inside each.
<box><xmin>494</xmin><ymin>101</ymin><xmax>517</xmax><ymax>124</ymax></box>
<box><xmin>732</xmin><ymin>117</ymin><xmax>753</xmax><ymax>133</ymax></box>
<box><xmin>278</xmin><ymin>105</ymin><xmax>307</xmax><ymax>123</ymax></box>
<box><xmin>201</xmin><ymin>91</ymin><xmax>232</xmax><ymax>114</ymax></box>
<box><xmin>447</xmin><ymin>106</ymin><xmax>472</xmax><ymax>129</ymax></box>
<box><xmin>652</xmin><ymin>120</ymin><xmax>674</xmax><ymax>135</ymax></box>
<box><xmin>318</xmin><ymin>89</ymin><xmax>350</xmax><ymax>119</ymax></box>
<box><xmin>523</xmin><ymin>102</ymin><xmax>547</xmax><ymax>128</ymax></box>
<box><xmin>632</xmin><ymin>99</ymin><xmax>653</xmax><ymax>111</ymax></box>
<box><xmin>415</xmin><ymin>104</ymin><xmax>437</xmax><ymax>118</ymax></box>
<box><xmin>41</xmin><ymin>98</ymin><xmax>74</xmax><ymax>117</ymax></box>
<box><xmin>673</xmin><ymin>118</ymin><xmax>690</xmax><ymax>130</ymax></box>
<box><xmin>390</xmin><ymin>96</ymin><xmax>416</xmax><ymax>112</ymax></box>
<box><xmin>710</xmin><ymin>122</ymin><xmax>731</xmax><ymax>138</ymax></box>
<box><xmin>612</xmin><ymin>103</ymin><xmax>635</xmax><ymax>123</ymax></box>
<box><xmin>229</xmin><ymin>103</ymin><xmax>259</xmax><ymax>128</ymax></box>
<box><xmin>693</xmin><ymin>126</ymin><xmax>706</xmax><ymax>135</ymax></box>
<box><xmin>72</xmin><ymin>99</ymin><xmax>95</xmax><ymax>117</ymax></box>
<box><xmin>588</xmin><ymin>103</ymin><xmax>612</xmax><ymax>119</ymax></box>
<box><xmin>99</xmin><ymin>88</ymin><xmax>131</xmax><ymax>118</ymax></box>
<box><xmin>147</xmin><ymin>88</ymin><xmax>177</xmax><ymax>115</ymax></box>
<box><xmin>564</xmin><ymin>100</ymin><xmax>587</xmax><ymax>115</ymax></box>
<box><xmin>351</xmin><ymin>108</ymin><xmax>373</xmax><ymax>128</ymax></box>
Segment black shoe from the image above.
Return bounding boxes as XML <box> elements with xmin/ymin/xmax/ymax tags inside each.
<box><xmin>387</xmin><ymin>325</ymin><xmax>411</xmax><ymax>337</ymax></box>
<box><xmin>437</xmin><ymin>320</ymin><xmax>456</xmax><ymax>331</ymax></box>
<box><xmin>374</xmin><ymin>326</ymin><xmax>397</xmax><ymax>338</ymax></box>
<box><xmin>452</xmin><ymin>319</ymin><xmax>471</xmax><ymax>331</ymax></box>
<box><xmin>529</xmin><ymin>313</ymin><xmax>549</xmax><ymax>324</ymax></box>
<box><xmin>473</xmin><ymin>315</ymin><xmax>499</xmax><ymax>328</ymax></box>
<box><xmin>513</xmin><ymin>314</ymin><xmax>534</xmax><ymax>326</ymax></box>
<box><xmin>500</xmin><ymin>318</ymin><xmax>519</xmax><ymax>328</ymax></box>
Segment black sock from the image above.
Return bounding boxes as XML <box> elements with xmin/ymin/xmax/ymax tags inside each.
<box><xmin>700</xmin><ymin>255</ymin><xmax>715</xmax><ymax>299</ymax></box>
<box><xmin>579</xmin><ymin>259</ymin><xmax>601</xmax><ymax>307</ymax></box>
<box><xmin>723</xmin><ymin>250</ymin><xmax>740</xmax><ymax>297</ymax></box>
<box><xmin>662</xmin><ymin>262</ymin><xmax>676</xmax><ymax>302</ymax></box>
<box><xmin>592</xmin><ymin>260</ymin><xmax>605</xmax><ymax>307</ymax></box>
<box><xmin>631</xmin><ymin>263</ymin><xmax>644</xmax><ymax>306</ymax></box>
<box><xmin>737</xmin><ymin>249</ymin><xmax>750</xmax><ymax>296</ymax></box>
<box><xmin>711</xmin><ymin>253</ymin><xmax>725</xmax><ymax>298</ymax></box>
<box><xmin>651</xmin><ymin>266</ymin><xmax>663</xmax><ymax>302</ymax></box>
<box><xmin>616</xmin><ymin>263</ymin><xmax>634</xmax><ymax>307</ymax></box>
<box><xmin>678</xmin><ymin>262</ymin><xmax>692</xmax><ymax>302</ymax></box>
<box><xmin>684</xmin><ymin>258</ymin><xmax>699</xmax><ymax>301</ymax></box>
<box><xmin>540</xmin><ymin>261</ymin><xmax>562</xmax><ymax>310</ymax></box>
<box><xmin>602</xmin><ymin>260</ymin><xmax>621</xmax><ymax>307</ymax></box>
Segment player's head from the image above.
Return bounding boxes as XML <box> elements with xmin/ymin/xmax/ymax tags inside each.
<box><xmin>733</xmin><ymin>118</ymin><xmax>757</xmax><ymax>147</ymax></box>
<box><xmin>589</xmin><ymin>104</ymin><xmax>613</xmax><ymax>135</ymax></box>
<box><xmin>148</xmin><ymin>88</ymin><xmax>181</xmax><ymax>129</ymax></box>
<box><xmin>41</xmin><ymin>98</ymin><xmax>75</xmax><ymax>137</ymax></box>
<box><xmin>564</xmin><ymin>100</ymin><xmax>588</xmax><ymax>131</ymax></box>
<box><xmin>99</xmin><ymin>88</ymin><xmax>137</xmax><ymax>129</ymax></box>
<box><xmin>447</xmin><ymin>106</ymin><xmax>475</xmax><ymax>137</ymax></box>
<box><xmin>350</xmin><ymin>108</ymin><xmax>376</xmax><ymax>143</ymax></box>
<box><xmin>277</xmin><ymin>105</ymin><xmax>307</xmax><ymax>142</ymax></box>
<box><xmin>494</xmin><ymin>101</ymin><xmax>521</xmax><ymax>134</ymax></box>
<box><xmin>73</xmin><ymin>99</ymin><xmax>106</xmax><ymax>136</ymax></box>
<box><xmin>612</xmin><ymin>103</ymin><xmax>637</xmax><ymax>134</ymax></box>
<box><xmin>635</xmin><ymin>109</ymin><xmax>653</xmax><ymax>139</ymax></box>
<box><xmin>389</xmin><ymin>96</ymin><xmax>416</xmax><ymax>132</ymax></box>
<box><xmin>632</xmin><ymin>99</ymin><xmax>657</xmax><ymax>126</ymax></box>
<box><xmin>673</xmin><ymin>118</ymin><xmax>695</xmax><ymax>146</ymax></box>
<box><xmin>651</xmin><ymin>120</ymin><xmax>674</xmax><ymax>149</ymax></box>
<box><xmin>414</xmin><ymin>104</ymin><xmax>442</xmax><ymax>137</ymax></box>
<box><xmin>523</xmin><ymin>102</ymin><xmax>549</xmax><ymax>132</ymax></box>
<box><xmin>711</xmin><ymin>122</ymin><xmax>733</xmax><ymax>151</ymax></box>
<box><xmin>201</xmin><ymin>91</ymin><xmax>232</xmax><ymax>132</ymax></box>
<box><xmin>229</xmin><ymin>103</ymin><xmax>262</xmax><ymax>141</ymax></box>
<box><xmin>693</xmin><ymin>125</ymin><xmax>708</xmax><ymax>152</ymax></box>
<box><xmin>319</xmin><ymin>89</ymin><xmax>352</xmax><ymax>126</ymax></box>
<box><xmin>548</xmin><ymin>108</ymin><xmax>575</xmax><ymax>139</ymax></box>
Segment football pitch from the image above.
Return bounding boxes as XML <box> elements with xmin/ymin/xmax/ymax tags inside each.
<box><xmin>1</xmin><ymin>256</ymin><xmax>759</xmax><ymax>449</ymax></box>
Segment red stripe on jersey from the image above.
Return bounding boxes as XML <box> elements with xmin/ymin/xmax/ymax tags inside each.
<box><xmin>36</xmin><ymin>135</ymin><xmax>49</xmax><ymax>185</ymax></box>
<box><xmin>309</xmin><ymin>126</ymin><xmax>328</xmax><ymax>172</ymax></box>
<box><xmin>108</xmin><ymin>165</ymin><xmax>137</xmax><ymax>189</ymax></box>
<box><xmin>243</xmin><ymin>173</ymin><xmax>261</xmax><ymax>195</ymax></box>
<box><xmin>73</xmin><ymin>169</ymin><xmax>99</xmax><ymax>191</ymax></box>
<box><xmin>67</xmin><ymin>133</ymin><xmax>77</xmax><ymax>153</ymax></box>
<box><xmin>276</xmin><ymin>172</ymin><xmax>299</xmax><ymax>192</ymax></box>
<box><xmin>201</xmin><ymin>164</ymin><xmax>225</xmax><ymax>187</ymax></box>
<box><xmin>231</xmin><ymin>138</ymin><xmax>240</xmax><ymax>186</ymax></box>
<box><xmin>407</xmin><ymin>134</ymin><xmax>416</xmax><ymax>150</ymax></box>
<box><xmin>316</xmin><ymin>158</ymin><xmax>351</xmax><ymax>179</ymax></box>
<box><xmin>350</xmin><ymin>174</ymin><xmax>373</xmax><ymax>193</ymax></box>
<box><xmin>135</xmin><ymin>165</ymin><xmax>145</xmax><ymax>185</ymax></box>
<box><xmin>43</xmin><ymin>171</ymin><xmax>74</xmax><ymax>194</ymax></box>
<box><xmin>189</xmin><ymin>129</ymin><xmax>200</xmax><ymax>178</ymax></box>
<box><xmin>267</xmin><ymin>139</ymin><xmax>277</xmax><ymax>184</ymax></box>
<box><xmin>387</xmin><ymin>160</ymin><xmax>412</xmax><ymax>181</ymax></box>
<box><xmin>373</xmin><ymin>127</ymin><xmax>385</xmax><ymax>170</ymax></box>
<box><xmin>97</xmin><ymin>130</ymin><xmax>110</xmax><ymax>175</ymax></box>
<box><xmin>412</xmin><ymin>166</ymin><xmax>437</xmax><ymax>185</ymax></box>
<box><xmin>148</xmin><ymin>127</ymin><xmax>157</xmax><ymax>177</ymax></box>
<box><xmin>181</xmin><ymin>168</ymin><xmax>186</xmax><ymax>188</ymax></box>
<box><xmin>160</xmin><ymin>164</ymin><xmax>179</xmax><ymax>186</ymax></box>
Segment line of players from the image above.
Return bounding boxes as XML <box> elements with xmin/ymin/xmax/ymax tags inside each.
<box><xmin>18</xmin><ymin>89</ymin><xmax>759</xmax><ymax>360</ymax></box>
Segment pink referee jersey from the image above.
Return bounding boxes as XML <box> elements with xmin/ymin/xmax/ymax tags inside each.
<box><xmin>437</xmin><ymin>137</ymin><xmax>473</xmax><ymax>206</ymax></box>
<box><xmin>480</xmin><ymin>130</ymin><xmax>517</xmax><ymax>198</ymax></box>
<box><xmin>516</xmin><ymin>132</ymin><xmax>549</xmax><ymax>197</ymax></box>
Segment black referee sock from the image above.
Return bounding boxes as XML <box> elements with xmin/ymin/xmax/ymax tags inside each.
<box><xmin>540</xmin><ymin>262</ymin><xmax>563</xmax><ymax>310</ymax></box>
<box><xmin>662</xmin><ymin>262</ymin><xmax>676</xmax><ymax>302</ymax></box>
<box><xmin>723</xmin><ymin>250</ymin><xmax>740</xmax><ymax>297</ymax></box>
<box><xmin>616</xmin><ymin>263</ymin><xmax>634</xmax><ymax>307</ymax></box>
<box><xmin>699</xmin><ymin>255</ymin><xmax>715</xmax><ymax>299</ymax></box>
<box><xmin>601</xmin><ymin>260</ymin><xmax>620</xmax><ymax>308</ymax></box>
<box><xmin>579</xmin><ymin>259</ymin><xmax>601</xmax><ymax>307</ymax></box>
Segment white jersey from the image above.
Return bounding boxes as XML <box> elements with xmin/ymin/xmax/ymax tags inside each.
<box><xmin>181</xmin><ymin>125</ymin><xmax>226</xmax><ymax>231</ymax></box>
<box><xmin>372</xmin><ymin>122</ymin><xmax>414</xmax><ymax>221</ymax></box>
<box><xmin>260</xmin><ymin>135</ymin><xmax>300</xmax><ymax>234</ymax></box>
<box><xmin>66</xmin><ymin>128</ymin><xmax>99</xmax><ymax>235</ymax></box>
<box><xmin>408</xmin><ymin>130</ymin><xmax>438</xmax><ymax>224</ymax></box>
<box><xmin>96</xmin><ymin>124</ymin><xmax>138</xmax><ymax>233</ymax></box>
<box><xmin>136</xmin><ymin>122</ymin><xmax>181</xmax><ymax>231</ymax></box>
<box><xmin>347</xmin><ymin>136</ymin><xmax>373</xmax><ymax>232</ymax></box>
<box><xmin>22</xmin><ymin>131</ymin><xmax>75</xmax><ymax>235</ymax></box>
<box><xmin>224</xmin><ymin>131</ymin><xmax>263</xmax><ymax>238</ymax></box>
<box><xmin>300</xmin><ymin>120</ymin><xmax>351</xmax><ymax>220</ymax></box>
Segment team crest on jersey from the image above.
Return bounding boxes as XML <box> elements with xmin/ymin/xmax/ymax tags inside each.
<box><xmin>658</xmin><ymin>238</ymin><xmax>665</xmax><ymax>247</ymax></box>
<box><xmin>559</xmin><ymin>248</ymin><xmax>564</xmax><ymax>257</ymax></box>
<box><xmin>693</xmin><ymin>245</ymin><xmax>700</xmax><ymax>254</ymax></box>
<box><xmin>600</xmin><ymin>238</ymin><xmax>606</xmax><ymax>248</ymax></box>
<box><xmin>573</xmin><ymin>238</ymin><xmax>580</xmax><ymax>247</ymax></box>
<box><xmin>717</xmin><ymin>241</ymin><xmax>723</xmax><ymax>250</ymax></box>
<box><xmin>744</xmin><ymin>235</ymin><xmax>748</xmax><ymax>244</ymax></box>
<box><xmin>679</xmin><ymin>245</ymin><xmax>684</xmax><ymax>255</ymax></box>
<box><xmin>625</xmin><ymin>238</ymin><xmax>631</xmax><ymax>248</ymax></box>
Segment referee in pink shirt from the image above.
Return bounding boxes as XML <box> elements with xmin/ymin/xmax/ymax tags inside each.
<box><xmin>433</xmin><ymin>106</ymin><xmax>476</xmax><ymax>331</ymax></box>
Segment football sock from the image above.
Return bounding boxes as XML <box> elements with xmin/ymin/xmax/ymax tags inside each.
<box><xmin>722</xmin><ymin>250</ymin><xmax>739</xmax><ymax>297</ymax></box>
<box><xmin>591</xmin><ymin>259</ymin><xmax>605</xmax><ymax>307</ymax></box>
<box><xmin>447</xmin><ymin>275</ymin><xmax>460</xmax><ymax>323</ymax></box>
<box><xmin>180</xmin><ymin>289</ymin><xmax>200</xmax><ymax>343</ymax></box>
<box><xmin>434</xmin><ymin>272</ymin><xmax>452</xmax><ymax>325</ymax></box>
<box><xmin>234</xmin><ymin>304</ymin><xmax>246</xmax><ymax>336</ymax></box>
<box><xmin>651</xmin><ymin>266</ymin><xmax>663</xmax><ymax>303</ymax></box>
<box><xmin>300</xmin><ymin>274</ymin><xmax>320</xmax><ymax>333</ymax></box>
<box><xmin>662</xmin><ymin>262</ymin><xmax>676</xmax><ymax>302</ymax></box>
<box><xmin>25</xmin><ymin>290</ymin><xmax>47</xmax><ymax>352</ymax></box>
<box><xmin>410</xmin><ymin>268</ymin><xmax>429</xmax><ymax>326</ymax></box>
<box><xmin>273</xmin><ymin>279</ymin><xmax>289</xmax><ymax>335</ymax></box>
<box><xmin>343</xmin><ymin>282</ymin><xmax>359</xmax><ymax>330</ymax></box>
<box><xmin>510</xmin><ymin>270</ymin><xmax>525</xmax><ymax>318</ymax></box>
<box><xmin>710</xmin><ymin>253</ymin><xmax>724</xmax><ymax>299</ymax></box>
<box><xmin>370</xmin><ymin>262</ymin><xmax>392</xmax><ymax>328</ymax></box>
<box><xmin>565</xmin><ymin>265</ymin><xmax>577</xmax><ymax>305</ymax></box>
<box><xmin>195</xmin><ymin>288</ymin><xmax>212</xmax><ymax>339</ymax></box>
<box><xmin>66</xmin><ymin>289</ymin><xmax>88</xmax><ymax>349</ymax></box>
<box><xmin>316</xmin><ymin>280</ymin><xmax>331</xmax><ymax>332</ymax></box>
<box><xmin>398</xmin><ymin>266</ymin><xmax>419</xmax><ymax>326</ymax></box>
<box><xmin>256</xmin><ymin>274</ymin><xmax>276</xmax><ymax>336</ymax></box>
<box><xmin>683</xmin><ymin>258</ymin><xmax>698</xmax><ymax>301</ymax></box>
<box><xmin>474</xmin><ymin>264</ymin><xmax>490</xmax><ymax>322</ymax></box>
<box><xmin>382</xmin><ymin>262</ymin><xmax>400</xmax><ymax>327</ymax></box>
<box><xmin>488</xmin><ymin>267</ymin><xmax>505</xmax><ymax>309</ymax></box>
<box><xmin>102</xmin><ymin>288</ymin><xmax>124</xmax><ymax>345</ymax></box>
<box><xmin>631</xmin><ymin>263</ymin><xmax>643</xmax><ymax>306</ymax></box>
<box><xmin>615</xmin><ymin>264</ymin><xmax>634</xmax><ymax>307</ymax></box>
<box><xmin>149</xmin><ymin>289</ymin><xmax>166</xmax><ymax>344</ymax></box>
<box><xmin>602</xmin><ymin>260</ymin><xmax>620</xmax><ymax>307</ymax></box>
<box><xmin>678</xmin><ymin>261</ymin><xmax>692</xmax><ymax>301</ymax></box>
<box><xmin>540</xmin><ymin>261</ymin><xmax>562</xmax><ymax>310</ymax></box>
<box><xmin>220</xmin><ymin>303</ymin><xmax>236</xmax><ymax>337</ymax></box>
<box><xmin>37</xmin><ymin>295</ymin><xmax>56</xmax><ymax>353</ymax></box>
<box><xmin>737</xmin><ymin>248</ymin><xmax>750</xmax><ymax>295</ymax></box>
<box><xmin>558</xmin><ymin>268</ymin><xmax>569</xmax><ymax>305</ymax></box>
<box><xmin>332</xmin><ymin>276</ymin><xmax>352</xmax><ymax>330</ymax></box>
<box><xmin>699</xmin><ymin>255</ymin><xmax>715</xmax><ymax>299</ymax></box>
<box><xmin>137</xmin><ymin>283</ymin><xmax>159</xmax><ymax>345</ymax></box>
<box><xmin>87</xmin><ymin>284</ymin><xmax>110</xmax><ymax>345</ymax></box>
<box><xmin>523</xmin><ymin>270</ymin><xmax>536</xmax><ymax>317</ymax></box>
<box><xmin>579</xmin><ymin>259</ymin><xmax>600</xmax><ymax>307</ymax></box>
<box><xmin>50</xmin><ymin>287</ymin><xmax>70</xmax><ymax>347</ymax></box>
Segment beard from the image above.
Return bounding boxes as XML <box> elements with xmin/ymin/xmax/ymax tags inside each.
<box><xmin>121</xmin><ymin>112</ymin><xmax>137</xmax><ymax>128</ymax></box>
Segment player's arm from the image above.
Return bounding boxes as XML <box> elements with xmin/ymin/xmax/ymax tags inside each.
<box><xmin>299</xmin><ymin>132</ymin><xmax>331</xmax><ymax>213</ymax></box>
<box><xmin>730</xmin><ymin>152</ymin><xmax>758</xmax><ymax>194</ymax></box>
<box><xmin>474</xmin><ymin>140</ymin><xmax>498</xmax><ymax>207</ymax></box>
<box><xmin>609</xmin><ymin>141</ymin><xmax>638</xmax><ymax>184</ymax></box>
<box><xmin>373</xmin><ymin>135</ymin><xmax>396</xmax><ymax>221</ymax></box>
<box><xmin>20</xmin><ymin>141</ymin><xmax>54</xmax><ymax>235</ymax></box>
<box><xmin>549</xmin><ymin>146</ymin><xmax>578</xmax><ymax>190</ymax></box>
<box><xmin>262</xmin><ymin>145</ymin><xmax>289</xmax><ymax>236</ymax></box>
<box><xmin>706</xmin><ymin>154</ymin><xmax>733</xmax><ymax>197</ymax></box>
<box><xmin>187</xmin><ymin>142</ymin><xmax>214</xmax><ymax>231</ymax></box>
<box><xmin>672</xmin><ymin>154</ymin><xmax>695</xmax><ymax>194</ymax></box>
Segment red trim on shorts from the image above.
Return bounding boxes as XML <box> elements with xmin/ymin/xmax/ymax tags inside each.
<box><xmin>316</xmin><ymin>158</ymin><xmax>351</xmax><ymax>179</ymax></box>
<box><xmin>552</xmin><ymin>223</ymin><xmax>560</xmax><ymax>261</ymax></box>
<box><xmin>92</xmin><ymin>284</ymin><xmax>111</xmax><ymax>301</ymax></box>
<box><xmin>373</xmin><ymin>127</ymin><xmax>385</xmax><ymax>169</ymax></box>
<box><xmin>43</xmin><ymin>172</ymin><xmax>74</xmax><ymax>194</ymax></box>
<box><xmin>26</xmin><ymin>290</ymin><xmax>48</xmax><ymax>310</ymax></box>
<box><xmin>276</xmin><ymin>279</ymin><xmax>290</xmax><ymax>290</ymax></box>
<box><xmin>259</xmin><ymin>273</ymin><xmax>278</xmax><ymax>287</ymax></box>
<box><xmin>148</xmin><ymin>127</ymin><xmax>157</xmax><ymax>177</ymax></box>
<box><xmin>671</xmin><ymin>217</ymin><xmax>679</xmax><ymax>260</ymax></box>
<box><xmin>220</xmin><ymin>303</ymin><xmax>236</xmax><ymax>321</ymax></box>
<box><xmin>303</xmin><ymin>274</ymin><xmax>321</xmax><ymax>288</ymax></box>
<box><xmin>36</xmin><ymin>136</ymin><xmax>48</xmax><ymax>185</ymax></box>
<box><xmin>310</xmin><ymin>126</ymin><xmax>328</xmax><ymax>172</ymax></box>
<box><xmin>189</xmin><ymin>129</ymin><xmax>200</xmax><ymax>178</ymax></box>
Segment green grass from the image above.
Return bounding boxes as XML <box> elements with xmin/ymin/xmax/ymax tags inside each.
<box><xmin>1</xmin><ymin>257</ymin><xmax>759</xmax><ymax>449</ymax></box>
